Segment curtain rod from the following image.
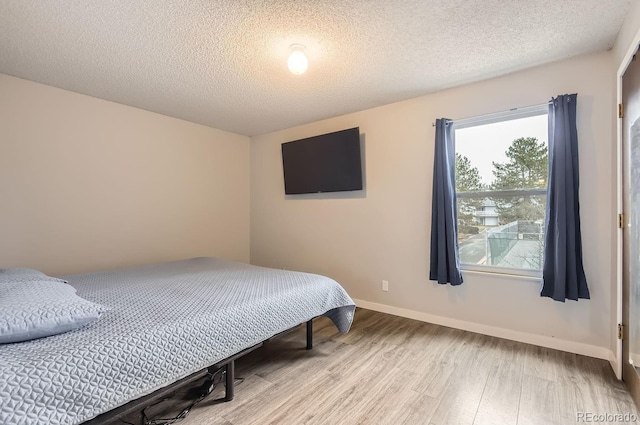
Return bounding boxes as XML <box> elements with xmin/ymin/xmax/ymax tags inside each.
<box><xmin>431</xmin><ymin>101</ymin><xmax>551</xmax><ymax>127</ymax></box>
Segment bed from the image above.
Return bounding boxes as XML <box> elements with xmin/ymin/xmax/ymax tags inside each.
<box><xmin>0</xmin><ymin>257</ymin><xmax>355</xmax><ymax>425</ymax></box>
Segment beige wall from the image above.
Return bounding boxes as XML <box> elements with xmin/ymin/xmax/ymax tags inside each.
<box><xmin>0</xmin><ymin>74</ymin><xmax>250</xmax><ymax>276</ymax></box>
<box><xmin>614</xmin><ymin>0</ymin><xmax>640</xmax><ymax>70</ymax></box>
<box><xmin>250</xmin><ymin>51</ymin><xmax>614</xmax><ymax>352</ymax></box>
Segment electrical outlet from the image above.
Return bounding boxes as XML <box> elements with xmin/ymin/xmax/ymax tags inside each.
<box><xmin>382</xmin><ymin>280</ymin><xmax>389</xmax><ymax>292</ymax></box>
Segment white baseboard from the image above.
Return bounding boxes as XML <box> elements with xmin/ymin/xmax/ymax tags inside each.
<box><xmin>353</xmin><ymin>298</ymin><xmax>612</xmax><ymax>361</ymax></box>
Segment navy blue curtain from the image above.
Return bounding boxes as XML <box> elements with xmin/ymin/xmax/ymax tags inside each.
<box><xmin>429</xmin><ymin>119</ymin><xmax>463</xmax><ymax>285</ymax></box>
<box><xmin>541</xmin><ymin>94</ymin><xmax>590</xmax><ymax>301</ymax></box>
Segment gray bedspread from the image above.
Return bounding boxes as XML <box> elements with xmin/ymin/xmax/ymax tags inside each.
<box><xmin>0</xmin><ymin>257</ymin><xmax>355</xmax><ymax>425</ymax></box>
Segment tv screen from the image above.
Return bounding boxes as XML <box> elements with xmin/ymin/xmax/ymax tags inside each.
<box><xmin>281</xmin><ymin>127</ymin><xmax>362</xmax><ymax>194</ymax></box>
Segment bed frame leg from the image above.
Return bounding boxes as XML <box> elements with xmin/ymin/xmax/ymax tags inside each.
<box><xmin>224</xmin><ymin>361</ymin><xmax>234</xmax><ymax>401</ymax></box>
<box><xmin>306</xmin><ymin>319</ymin><xmax>313</xmax><ymax>350</ymax></box>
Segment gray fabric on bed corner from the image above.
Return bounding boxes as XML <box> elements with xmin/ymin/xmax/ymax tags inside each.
<box><xmin>0</xmin><ymin>257</ymin><xmax>355</xmax><ymax>425</ymax></box>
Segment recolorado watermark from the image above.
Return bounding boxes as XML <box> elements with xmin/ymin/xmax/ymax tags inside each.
<box><xmin>577</xmin><ymin>412</ymin><xmax>638</xmax><ymax>422</ymax></box>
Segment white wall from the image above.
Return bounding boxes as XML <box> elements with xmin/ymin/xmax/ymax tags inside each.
<box><xmin>0</xmin><ymin>74</ymin><xmax>250</xmax><ymax>276</ymax></box>
<box><xmin>250</xmin><ymin>51</ymin><xmax>614</xmax><ymax>356</ymax></box>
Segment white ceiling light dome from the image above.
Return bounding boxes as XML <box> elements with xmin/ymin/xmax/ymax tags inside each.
<box><xmin>287</xmin><ymin>44</ymin><xmax>308</xmax><ymax>75</ymax></box>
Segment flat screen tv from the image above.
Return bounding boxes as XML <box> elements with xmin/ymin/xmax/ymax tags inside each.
<box><xmin>281</xmin><ymin>127</ymin><xmax>362</xmax><ymax>194</ymax></box>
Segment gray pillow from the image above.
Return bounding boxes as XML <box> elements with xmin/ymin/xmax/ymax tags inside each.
<box><xmin>0</xmin><ymin>279</ymin><xmax>107</xmax><ymax>344</ymax></box>
<box><xmin>0</xmin><ymin>267</ymin><xmax>46</xmax><ymax>278</ymax></box>
<box><xmin>0</xmin><ymin>267</ymin><xmax>67</xmax><ymax>284</ymax></box>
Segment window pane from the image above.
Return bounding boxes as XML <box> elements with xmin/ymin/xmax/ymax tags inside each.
<box><xmin>457</xmin><ymin>195</ymin><xmax>546</xmax><ymax>271</ymax></box>
<box><xmin>455</xmin><ymin>115</ymin><xmax>548</xmax><ymax>191</ymax></box>
<box><xmin>454</xmin><ymin>112</ymin><xmax>548</xmax><ymax>273</ymax></box>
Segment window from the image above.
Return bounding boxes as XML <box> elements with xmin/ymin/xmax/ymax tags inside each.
<box><xmin>453</xmin><ymin>106</ymin><xmax>548</xmax><ymax>275</ymax></box>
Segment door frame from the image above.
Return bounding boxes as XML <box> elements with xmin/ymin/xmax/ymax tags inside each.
<box><xmin>617</xmin><ymin>27</ymin><xmax>640</xmax><ymax>380</ymax></box>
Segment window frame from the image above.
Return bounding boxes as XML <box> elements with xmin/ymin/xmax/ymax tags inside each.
<box><xmin>452</xmin><ymin>104</ymin><xmax>549</xmax><ymax>278</ymax></box>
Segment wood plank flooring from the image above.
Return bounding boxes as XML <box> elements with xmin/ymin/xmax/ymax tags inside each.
<box><xmin>126</xmin><ymin>309</ymin><xmax>638</xmax><ymax>425</ymax></box>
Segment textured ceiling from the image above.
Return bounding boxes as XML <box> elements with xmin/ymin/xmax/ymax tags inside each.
<box><xmin>0</xmin><ymin>1</ymin><xmax>631</xmax><ymax>136</ymax></box>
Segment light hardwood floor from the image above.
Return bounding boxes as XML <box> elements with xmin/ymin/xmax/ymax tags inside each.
<box><xmin>137</xmin><ymin>309</ymin><xmax>638</xmax><ymax>425</ymax></box>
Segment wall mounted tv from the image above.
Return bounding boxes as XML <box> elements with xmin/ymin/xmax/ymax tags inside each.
<box><xmin>281</xmin><ymin>127</ymin><xmax>363</xmax><ymax>195</ymax></box>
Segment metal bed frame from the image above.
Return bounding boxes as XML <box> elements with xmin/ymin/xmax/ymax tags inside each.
<box><xmin>83</xmin><ymin>318</ymin><xmax>314</xmax><ymax>424</ymax></box>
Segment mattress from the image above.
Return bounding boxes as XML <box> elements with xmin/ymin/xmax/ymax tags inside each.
<box><xmin>0</xmin><ymin>257</ymin><xmax>355</xmax><ymax>425</ymax></box>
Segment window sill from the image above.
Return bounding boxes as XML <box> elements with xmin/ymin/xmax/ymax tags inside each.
<box><xmin>460</xmin><ymin>267</ymin><xmax>542</xmax><ymax>282</ymax></box>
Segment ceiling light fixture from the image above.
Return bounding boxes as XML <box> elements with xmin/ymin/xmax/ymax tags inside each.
<box><xmin>287</xmin><ymin>44</ymin><xmax>308</xmax><ymax>75</ymax></box>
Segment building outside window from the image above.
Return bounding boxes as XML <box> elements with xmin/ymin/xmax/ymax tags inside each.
<box><xmin>473</xmin><ymin>200</ymin><xmax>499</xmax><ymax>226</ymax></box>
<box><xmin>453</xmin><ymin>106</ymin><xmax>548</xmax><ymax>276</ymax></box>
